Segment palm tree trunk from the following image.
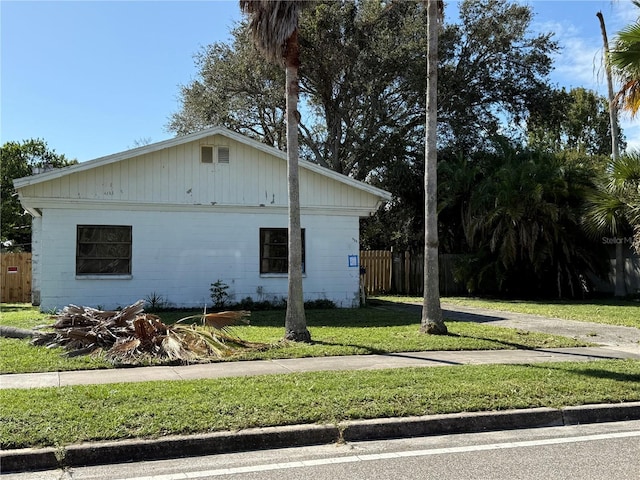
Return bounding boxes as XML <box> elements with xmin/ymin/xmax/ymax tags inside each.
<box><xmin>421</xmin><ymin>0</ymin><xmax>447</xmax><ymax>335</ymax></box>
<box><xmin>284</xmin><ymin>29</ymin><xmax>310</xmax><ymax>342</ymax></box>
<box><xmin>614</xmin><ymin>241</ymin><xmax>628</xmax><ymax>297</ymax></box>
<box><xmin>597</xmin><ymin>11</ymin><xmax>621</xmax><ymax>161</ymax></box>
<box><xmin>597</xmin><ymin>11</ymin><xmax>626</xmax><ymax>298</ymax></box>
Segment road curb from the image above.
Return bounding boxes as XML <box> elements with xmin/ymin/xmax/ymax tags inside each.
<box><xmin>2</xmin><ymin>402</ymin><xmax>639</xmax><ymax>474</ymax></box>
<box><xmin>563</xmin><ymin>401</ymin><xmax>640</xmax><ymax>425</ymax></box>
<box><xmin>340</xmin><ymin>408</ymin><xmax>564</xmax><ymax>442</ymax></box>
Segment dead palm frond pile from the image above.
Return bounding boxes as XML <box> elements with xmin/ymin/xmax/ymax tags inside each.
<box><xmin>32</xmin><ymin>300</ymin><xmax>268</xmax><ymax>364</ymax></box>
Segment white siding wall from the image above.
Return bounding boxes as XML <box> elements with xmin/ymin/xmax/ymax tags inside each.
<box><xmin>21</xmin><ymin>135</ymin><xmax>380</xmax><ymax>210</ymax></box>
<box><xmin>37</xmin><ymin>207</ymin><xmax>362</xmax><ymax>311</ymax></box>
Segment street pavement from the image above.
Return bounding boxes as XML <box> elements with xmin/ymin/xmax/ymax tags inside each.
<box><xmin>1</xmin><ymin>302</ymin><xmax>639</xmax><ymax>474</ymax></box>
<box><xmin>8</xmin><ymin>420</ymin><xmax>639</xmax><ymax>480</ymax></box>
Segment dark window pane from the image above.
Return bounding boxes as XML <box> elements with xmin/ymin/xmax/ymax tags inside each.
<box><xmin>77</xmin><ymin>225</ymin><xmax>132</xmax><ymax>275</ymax></box>
<box><xmin>260</xmin><ymin>228</ymin><xmax>305</xmax><ymax>274</ymax></box>
<box><xmin>201</xmin><ymin>146</ymin><xmax>213</xmax><ymax>163</ymax></box>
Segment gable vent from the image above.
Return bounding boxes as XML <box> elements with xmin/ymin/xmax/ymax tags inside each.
<box><xmin>217</xmin><ymin>146</ymin><xmax>230</xmax><ymax>164</ymax></box>
<box><xmin>201</xmin><ymin>146</ymin><xmax>214</xmax><ymax>164</ymax></box>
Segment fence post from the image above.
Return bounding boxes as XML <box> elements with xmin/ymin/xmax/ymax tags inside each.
<box><xmin>391</xmin><ymin>247</ymin><xmax>402</xmax><ymax>293</ymax></box>
<box><xmin>404</xmin><ymin>251</ymin><xmax>410</xmax><ymax>294</ymax></box>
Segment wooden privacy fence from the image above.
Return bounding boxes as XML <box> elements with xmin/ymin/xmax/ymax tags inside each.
<box><xmin>360</xmin><ymin>250</ymin><xmax>464</xmax><ymax>296</ymax></box>
<box><xmin>360</xmin><ymin>251</ymin><xmax>393</xmax><ymax>294</ymax></box>
<box><xmin>1</xmin><ymin>253</ymin><xmax>32</xmax><ymax>303</ymax></box>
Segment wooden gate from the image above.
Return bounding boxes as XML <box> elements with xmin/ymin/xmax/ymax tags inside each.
<box><xmin>1</xmin><ymin>253</ymin><xmax>32</xmax><ymax>303</ymax></box>
<box><xmin>360</xmin><ymin>250</ymin><xmax>392</xmax><ymax>294</ymax></box>
<box><xmin>360</xmin><ymin>250</ymin><xmax>465</xmax><ymax>296</ymax></box>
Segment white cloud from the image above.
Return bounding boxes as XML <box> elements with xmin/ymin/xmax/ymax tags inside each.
<box><xmin>534</xmin><ymin>2</ymin><xmax>638</xmax><ymax>96</ymax></box>
<box><xmin>621</xmin><ymin>121</ymin><xmax>640</xmax><ymax>151</ymax></box>
<box><xmin>613</xmin><ymin>0</ymin><xmax>639</xmax><ymax>25</ymax></box>
<box><xmin>532</xmin><ymin>17</ymin><xmax>605</xmax><ymax>93</ymax></box>
<box><xmin>554</xmin><ymin>37</ymin><xmax>605</xmax><ymax>92</ymax></box>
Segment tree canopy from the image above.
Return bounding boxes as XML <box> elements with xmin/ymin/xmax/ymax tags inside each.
<box><xmin>527</xmin><ymin>87</ymin><xmax>625</xmax><ymax>159</ymax></box>
<box><xmin>1</xmin><ymin>139</ymin><xmax>76</xmax><ymax>251</ymax></box>
<box><xmin>169</xmin><ymin>0</ymin><xmax>558</xmax><ymax>176</ymax></box>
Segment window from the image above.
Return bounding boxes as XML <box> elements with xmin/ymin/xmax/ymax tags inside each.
<box><xmin>201</xmin><ymin>145</ymin><xmax>214</xmax><ymax>164</ymax></box>
<box><xmin>76</xmin><ymin>225</ymin><xmax>132</xmax><ymax>275</ymax></box>
<box><xmin>201</xmin><ymin>145</ymin><xmax>229</xmax><ymax>164</ymax></box>
<box><xmin>260</xmin><ymin>228</ymin><xmax>305</xmax><ymax>274</ymax></box>
<box><xmin>217</xmin><ymin>146</ymin><xmax>230</xmax><ymax>164</ymax></box>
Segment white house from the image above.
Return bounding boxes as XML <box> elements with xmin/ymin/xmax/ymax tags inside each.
<box><xmin>14</xmin><ymin>127</ymin><xmax>391</xmax><ymax>311</ymax></box>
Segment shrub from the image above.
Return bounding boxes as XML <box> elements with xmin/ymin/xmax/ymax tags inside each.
<box><xmin>210</xmin><ymin>280</ymin><xmax>230</xmax><ymax>309</ymax></box>
<box><xmin>144</xmin><ymin>292</ymin><xmax>168</xmax><ymax>312</ymax></box>
<box><xmin>304</xmin><ymin>299</ymin><xmax>336</xmax><ymax>309</ymax></box>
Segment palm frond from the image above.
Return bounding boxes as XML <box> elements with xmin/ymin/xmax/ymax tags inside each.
<box><xmin>203</xmin><ymin>310</ymin><xmax>250</xmax><ymax>329</ymax></box>
<box><xmin>239</xmin><ymin>0</ymin><xmax>308</xmax><ymax>64</ymax></box>
<box><xmin>34</xmin><ymin>301</ymin><xmax>266</xmax><ymax>365</ymax></box>
<box><xmin>610</xmin><ymin>20</ymin><xmax>640</xmax><ymax>116</ymax></box>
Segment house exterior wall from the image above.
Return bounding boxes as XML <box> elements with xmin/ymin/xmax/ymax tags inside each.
<box><xmin>16</xmin><ymin>129</ymin><xmax>390</xmax><ymax>311</ymax></box>
<box><xmin>36</xmin><ymin>205</ymin><xmax>362</xmax><ymax>311</ymax></box>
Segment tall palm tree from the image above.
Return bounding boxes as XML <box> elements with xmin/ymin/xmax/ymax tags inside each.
<box><xmin>421</xmin><ymin>0</ymin><xmax>447</xmax><ymax>335</ymax></box>
<box><xmin>240</xmin><ymin>0</ymin><xmax>311</xmax><ymax>342</ymax></box>
<box><xmin>610</xmin><ymin>2</ymin><xmax>640</xmax><ymax>118</ymax></box>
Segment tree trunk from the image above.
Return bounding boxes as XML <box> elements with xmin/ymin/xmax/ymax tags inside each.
<box><xmin>614</xmin><ymin>241</ymin><xmax>628</xmax><ymax>297</ymax></box>
<box><xmin>0</xmin><ymin>325</ymin><xmax>36</xmax><ymax>339</ymax></box>
<box><xmin>284</xmin><ymin>29</ymin><xmax>311</xmax><ymax>343</ymax></box>
<box><xmin>597</xmin><ymin>11</ymin><xmax>626</xmax><ymax>298</ymax></box>
<box><xmin>421</xmin><ymin>0</ymin><xmax>447</xmax><ymax>335</ymax></box>
<box><xmin>596</xmin><ymin>12</ymin><xmax>621</xmax><ymax>161</ymax></box>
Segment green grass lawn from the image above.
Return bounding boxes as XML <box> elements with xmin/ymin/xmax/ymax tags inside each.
<box><xmin>375</xmin><ymin>296</ymin><xmax>640</xmax><ymax>328</ymax></box>
<box><xmin>2</xmin><ymin>359</ymin><xmax>638</xmax><ymax>450</ymax></box>
<box><xmin>0</xmin><ymin>304</ymin><xmax>590</xmax><ymax>374</ymax></box>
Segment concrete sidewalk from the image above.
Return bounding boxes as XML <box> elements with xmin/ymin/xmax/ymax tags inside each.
<box><xmin>440</xmin><ymin>303</ymin><xmax>640</xmax><ymax>351</ymax></box>
<box><xmin>2</xmin><ymin>346</ymin><xmax>639</xmax><ymax>390</ymax></box>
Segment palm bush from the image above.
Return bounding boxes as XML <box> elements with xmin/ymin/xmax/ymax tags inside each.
<box><xmin>583</xmin><ymin>151</ymin><xmax>640</xmax><ymax>296</ymax></box>
<box><xmin>441</xmin><ymin>144</ymin><xmax>608</xmax><ymax>298</ymax></box>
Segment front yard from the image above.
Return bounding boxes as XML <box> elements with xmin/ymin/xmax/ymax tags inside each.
<box><xmin>2</xmin><ymin>300</ymin><xmax>638</xmax><ymax>451</ymax></box>
<box><xmin>0</xmin><ymin>303</ymin><xmax>590</xmax><ymax>374</ymax></box>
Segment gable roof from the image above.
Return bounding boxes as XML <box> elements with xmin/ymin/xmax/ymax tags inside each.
<box><xmin>13</xmin><ymin>126</ymin><xmax>392</xmax><ymax>201</ymax></box>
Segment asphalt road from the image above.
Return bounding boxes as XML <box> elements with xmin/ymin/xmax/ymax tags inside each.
<box><xmin>5</xmin><ymin>421</ymin><xmax>639</xmax><ymax>480</ymax></box>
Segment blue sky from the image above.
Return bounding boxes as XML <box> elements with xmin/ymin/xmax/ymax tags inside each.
<box><xmin>1</xmin><ymin>0</ymin><xmax>638</xmax><ymax>162</ymax></box>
